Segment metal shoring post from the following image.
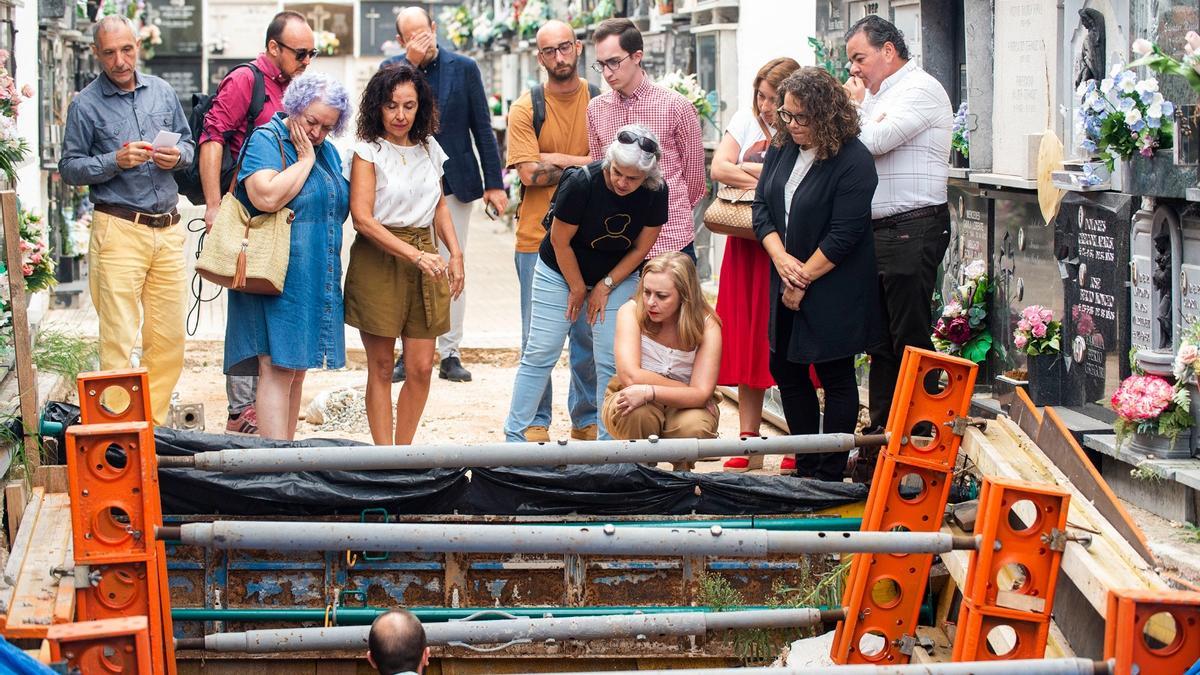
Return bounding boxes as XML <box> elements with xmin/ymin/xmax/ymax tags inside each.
<box><xmin>500</xmin><ymin>659</ymin><xmax>1114</xmax><ymax>675</ymax></box>
<box><xmin>158</xmin><ymin>522</ymin><xmax>979</xmax><ymax>557</ymax></box>
<box><xmin>178</xmin><ymin>607</ymin><xmax>846</xmax><ymax>653</ymax></box>
<box><xmin>156</xmin><ymin>433</ymin><xmax>890</xmax><ymax>472</ymax></box>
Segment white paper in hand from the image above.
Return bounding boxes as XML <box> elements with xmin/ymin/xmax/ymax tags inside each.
<box><xmin>151</xmin><ymin>130</ymin><xmax>181</xmax><ymax>148</ymax></box>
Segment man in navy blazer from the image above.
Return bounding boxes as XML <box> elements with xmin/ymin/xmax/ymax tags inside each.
<box><xmin>381</xmin><ymin>6</ymin><xmax>507</xmax><ymax>383</ymax></box>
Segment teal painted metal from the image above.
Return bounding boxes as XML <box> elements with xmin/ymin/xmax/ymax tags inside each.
<box><xmin>173</xmin><ymin>605</ymin><xmax>775</xmax><ymax>625</ymax></box>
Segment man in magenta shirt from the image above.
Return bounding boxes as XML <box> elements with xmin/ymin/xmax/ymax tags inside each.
<box><xmin>198</xmin><ymin>10</ymin><xmax>315</xmax><ymax>435</ymax></box>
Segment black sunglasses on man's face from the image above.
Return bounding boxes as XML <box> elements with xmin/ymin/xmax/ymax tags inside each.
<box><xmin>275</xmin><ymin>40</ymin><xmax>319</xmax><ymax>62</ymax></box>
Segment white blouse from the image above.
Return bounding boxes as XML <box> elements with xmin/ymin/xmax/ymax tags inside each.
<box><xmin>640</xmin><ymin>334</ymin><xmax>697</xmax><ymax>384</ymax></box>
<box><xmin>782</xmin><ymin>147</ymin><xmax>817</xmax><ymax>226</ymax></box>
<box><xmin>346</xmin><ymin>137</ymin><xmax>449</xmax><ymax>229</ymax></box>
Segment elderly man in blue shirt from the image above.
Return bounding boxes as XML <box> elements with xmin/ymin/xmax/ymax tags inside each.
<box><xmin>59</xmin><ymin>15</ymin><xmax>194</xmax><ymax>425</ymax></box>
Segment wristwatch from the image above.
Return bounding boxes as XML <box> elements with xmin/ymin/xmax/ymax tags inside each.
<box><xmin>602</xmin><ymin>275</ymin><xmax>615</xmax><ymax>290</ymax></box>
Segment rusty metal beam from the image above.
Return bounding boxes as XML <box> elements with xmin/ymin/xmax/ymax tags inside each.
<box><xmin>505</xmin><ymin>659</ymin><xmax>1112</xmax><ymax>675</ymax></box>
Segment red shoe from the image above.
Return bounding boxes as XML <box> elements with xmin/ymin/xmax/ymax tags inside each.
<box><xmin>780</xmin><ymin>456</ymin><xmax>796</xmax><ymax>472</ymax></box>
<box><xmin>226</xmin><ymin>406</ymin><xmax>259</xmax><ymax>435</ymax></box>
<box><xmin>722</xmin><ymin>455</ymin><xmax>764</xmax><ymax>472</ymax></box>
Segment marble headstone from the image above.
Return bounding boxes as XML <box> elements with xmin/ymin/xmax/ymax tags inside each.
<box><xmin>1057</xmin><ymin>192</ymin><xmax>1134</xmax><ymax>407</ymax></box>
<box><xmin>989</xmin><ymin>188</ymin><xmax>1064</xmax><ymax>378</ymax></box>
<box><xmin>208</xmin><ymin>0</ymin><xmax>281</xmax><ymax>60</ymax></box>
<box><xmin>147</xmin><ymin>0</ymin><xmax>202</xmax><ymax>57</ymax></box>
<box><xmin>943</xmin><ymin>182</ymin><xmax>994</xmax><ymax>384</ymax></box>
<box><xmin>992</xmin><ymin>0</ymin><xmax>1058</xmax><ymax>178</ymax></box>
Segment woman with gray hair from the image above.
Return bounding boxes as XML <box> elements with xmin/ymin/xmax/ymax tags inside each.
<box><xmin>503</xmin><ymin>124</ymin><xmax>666</xmax><ymax>441</ymax></box>
<box><xmin>223</xmin><ymin>71</ymin><xmax>352</xmax><ymax>440</ymax></box>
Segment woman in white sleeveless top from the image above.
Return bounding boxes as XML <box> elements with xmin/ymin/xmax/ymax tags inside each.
<box><xmin>602</xmin><ymin>252</ymin><xmax>722</xmax><ymax>462</ymax></box>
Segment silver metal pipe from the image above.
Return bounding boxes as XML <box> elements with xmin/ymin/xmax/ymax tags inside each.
<box><xmin>505</xmin><ymin>659</ymin><xmax>1112</xmax><ymax>675</ymax></box>
<box><xmin>157</xmin><ymin>433</ymin><xmax>889</xmax><ymax>473</ymax></box>
<box><xmin>167</xmin><ymin>521</ymin><xmax>976</xmax><ymax>556</ymax></box>
<box><xmin>190</xmin><ymin>608</ymin><xmax>840</xmax><ymax>653</ymax></box>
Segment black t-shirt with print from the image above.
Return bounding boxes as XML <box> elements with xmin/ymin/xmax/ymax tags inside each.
<box><xmin>538</xmin><ymin>162</ymin><xmax>669</xmax><ymax>287</ymax></box>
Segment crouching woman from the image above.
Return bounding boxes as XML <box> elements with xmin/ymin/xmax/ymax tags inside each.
<box><xmin>602</xmin><ymin>252</ymin><xmax>722</xmax><ymax>449</ymax></box>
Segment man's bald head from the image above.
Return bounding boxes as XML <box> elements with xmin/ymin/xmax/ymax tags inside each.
<box><xmin>536</xmin><ymin>20</ymin><xmax>574</xmax><ymax>47</ymax></box>
<box><xmin>367</xmin><ymin>610</ymin><xmax>427</xmax><ymax>675</ymax></box>
<box><xmin>535</xmin><ymin>19</ymin><xmax>581</xmax><ymax>83</ymax></box>
<box><xmin>395</xmin><ymin>6</ymin><xmax>433</xmax><ymax>40</ymax></box>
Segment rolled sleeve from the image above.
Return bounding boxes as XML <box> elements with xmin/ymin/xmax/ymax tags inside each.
<box><xmin>59</xmin><ymin>101</ymin><xmax>119</xmax><ymax>185</ymax></box>
<box><xmin>505</xmin><ymin>97</ymin><xmax>540</xmax><ymax>168</ymax></box>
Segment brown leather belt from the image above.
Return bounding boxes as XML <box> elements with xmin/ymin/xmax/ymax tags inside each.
<box><xmin>871</xmin><ymin>203</ymin><xmax>948</xmax><ymax>230</ymax></box>
<box><xmin>94</xmin><ymin>204</ymin><xmax>181</xmax><ymax>228</ymax></box>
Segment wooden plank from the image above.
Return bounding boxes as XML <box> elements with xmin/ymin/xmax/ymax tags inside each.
<box><xmin>0</xmin><ymin>486</ymin><xmax>42</xmax><ymax>629</ymax></box>
<box><xmin>962</xmin><ymin>418</ymin><xmax>1168</xmax><ymax>619</ymax></box>
<box><xmin>1</xmin><ymin>191</ymin><xmax>40</xmax><ymax>468</ymax></box>
<box><xmin>4</xmin><ymin>480</ymin><xmax>26</xmax><ymax>545</ymax></box>
<box><xmin>32</xmin><ymin>465</ymin><xmax>68</xmax><ymax>494</ymax></box>
<box><xmin>2</xmin><ymin>492</ymin><xmax>74</xmax><ymax>636</ymax></box>
<box><xmin>1036</xmin><ymin>407</ymin><xmax>1155</xmax><ymax>563</ymax></box>
<box><xmin>1009</xmin><ymin>387</ymin><xmax>1042</xmax><ymax>440</ymax></box>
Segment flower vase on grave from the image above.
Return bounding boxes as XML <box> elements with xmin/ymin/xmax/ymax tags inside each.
<box><xmin>1026</xmin><ymin>354</ymin><xmax>1069</xmax><ymax>407</ymax></box>
<box><xmin>1130</xmin><ymin>430</ymin><xmax>1191</xmax><ymax>459</ymax></box>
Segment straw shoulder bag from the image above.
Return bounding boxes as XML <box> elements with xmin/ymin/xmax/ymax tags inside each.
<box><xmin>702</xmin><ymin>186</ymin><xmax>757</xmax><ymax>240</ymax></box>
<box><xmin>196</xmin><ymin>130</ymin><xmax>294</xmax><ymax>295</ymax></box>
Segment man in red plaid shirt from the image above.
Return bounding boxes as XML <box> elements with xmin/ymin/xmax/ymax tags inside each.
<box><xmin>587</xmin><ymin>18</ymin><xmax>706</xmax><ymax>260</ymax></box>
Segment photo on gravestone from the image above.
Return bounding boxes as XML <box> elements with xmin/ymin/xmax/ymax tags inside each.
<box><xmin>285</xmin><ymin>2</ymin><xmax>354</xmax><ymax>57</ymax></box>
<box><xmin>1056</xmin><ymin>192</ymin><xmax>1133</xmax><ymax>411</ymax></box>
<box><xmin>940</xmin><ymin>182</ymin><xmax>994</xmax><ymax>387</ymax></box>
<box><xmin>144</xmin><ymin>0</ymin><xmax>202</xmax><ymax>58</ymax></box>
<box><xmin>989</xmin><ymin>189</ymin><xmax>1064</xmax><ymax>384</ymax></box>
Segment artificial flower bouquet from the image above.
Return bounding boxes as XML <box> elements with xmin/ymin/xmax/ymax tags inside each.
<box><xmin>1112</xmin><ymin>373</ymin><xmax>1192</xmax><ymax>446</ymax></box>
<box><xmin>932</xmin><ymin>259</ymin><xmax>991</xmax><ymax>364</ymax></box>
<box><xmin>1012</xmin><ymin>305</ymin><xmax>1061</xmax><ymax>355</ymax></box>
<box><xmin>1075</xmin><ymin>64</ymin><xmax>1174</xmax><ymax>170</ymax></box>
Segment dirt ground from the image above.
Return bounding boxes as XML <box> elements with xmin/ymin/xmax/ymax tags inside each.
<box><xmin>173</xmin><ymin>341</ymin><xmax>793</xmax><ymax>473</ymax></box>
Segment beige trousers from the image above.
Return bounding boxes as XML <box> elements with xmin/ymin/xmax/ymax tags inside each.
<box><xmin>600</xmin><ymin>376</ymin><xmax>720</xmax><ymax>440</ymax></box>
<box><xmin>88</xmin><ymin>211</ymin><xmax>186</xmax><ymax>425</ymax></box>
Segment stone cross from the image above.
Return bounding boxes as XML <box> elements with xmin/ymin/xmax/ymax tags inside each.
<box><xmin>308</xmin><ymin>4</ymin><xmax>332</xmax><ymax>33</ymax></box>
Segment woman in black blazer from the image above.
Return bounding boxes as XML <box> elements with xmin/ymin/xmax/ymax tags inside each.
<box><xmin>752</xmin><ymin>68</ymin><xmax>880</xmax><ymax>481</ymax></box>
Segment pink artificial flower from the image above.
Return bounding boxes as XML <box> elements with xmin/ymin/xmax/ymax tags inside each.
<box><xmin>946</xmin><ymin>317</ymin><xmax>971</xmax><ymax>344</ymax></box>
<box><xmin>1014</xmin><ymin>334</ymin><xmax>1028</xmax><ymax>349</ymax></box>
<box><xmin>1032</xmin><ymin>323</ymin><xmax>1047</xmax><ymax>338</ymax></box>
<box><xmin>1021</xmin><ymin>305</ymin><xmax>1041</xmax><ymax>322</ymax></box>
<box><xmin>1017</xmin><ymin>319</ymin><xmax>1031</xmax><ymax>332</ymax></box>
<box><xmin>1039</xmin><ymin>308</ymin><xmax>1053</xmax><ymax>323</ymax></box>
<box><xmin>20</xmin><ymin>264</ymin><xmax>31</xmax><ymax>276</ymax></box>
<box><xmin>19</xmin><ymin>84</ymin><xmax>30</xmax><ymax>99</ymax></box>
<box><xmin>29</xmin><ymin>253</ymin><xmax>40</xmax><ymax>264</ymax></box>
<box><xmin>1181</xmin><ymin>344</ymin><xmax>1199</xmax><ymax>365</ymax></box>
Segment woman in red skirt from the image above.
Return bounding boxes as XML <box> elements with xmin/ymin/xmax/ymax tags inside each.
<box><xmin>711</xmin><ymin>57</ymin><xmax>801</xmax><ymax>471</ymax></box>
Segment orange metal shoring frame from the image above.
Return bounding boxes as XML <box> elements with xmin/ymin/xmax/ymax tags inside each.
<box><xmin>951</xmin><ymin>477</ymin><xmax>1070</xmax><ymax>661</ymax></box>
<box><xmin>68</xmin><ymin>370</ymin><xmax>177</xmax><ymax>675</ymax></box>
<box><xmin>47</xmin><ymin>616</ymin><xmax>153</xmax><ymax>674</ymax></box>
<box><xmin>832</xmin><ymin>347</ymin><xmax>978</xmax><ymax>664</ymax></box>
<box><xmin>1105</xmin><ymin>588</ymin><xmax>1200</xmax><ymax>675</ymax></box>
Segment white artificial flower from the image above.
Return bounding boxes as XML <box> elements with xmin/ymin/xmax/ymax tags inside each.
<box><xmin>1126</xmin><ymin>107</ymin><xmax>1143</xmax><ymax>126</ymax></box>
<box><xmin>1100</xmin><ymin>78</ymin><xmax>1115</xmax><ymax>95</ymax></box>
<box><xmin>1132</xmin><ymin>38</ymin><xmax>1154</xmax><ymax>57</ymax></box>
<box><xmin>964</xmin><ymin>259</ymin><xmax>987</xmax><ymax>280</ymax></box>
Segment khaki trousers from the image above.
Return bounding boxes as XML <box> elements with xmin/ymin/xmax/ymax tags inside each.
<box><xmin>600</xmin><ymin>377</ymin><xmax>720</xmax><ymax>441</ymax></box>
<box><xmin>88</xmin><ymin>211</ymin><xmax>186</xmax><ymax>425</ymax></box>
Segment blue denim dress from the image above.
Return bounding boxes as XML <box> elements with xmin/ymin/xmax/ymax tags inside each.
<box><xmin>223</xmin><ymin>114</ymin><xmax>350</xmax><ymax>374</ymax></box>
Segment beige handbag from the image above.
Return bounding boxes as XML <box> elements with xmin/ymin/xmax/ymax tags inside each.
<box><xmin>702</xmin><ymin>186</ymin><xmax>757</xmax><ymax>240</ymax></box>
<box><xmin>196</xmin><ymin>131</ymin><xmax>294</xmax><ymax>295</ymax></box>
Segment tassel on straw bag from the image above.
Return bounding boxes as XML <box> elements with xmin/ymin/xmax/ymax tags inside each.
<box><xmin>702</xmin><ymin>186</ymin><xmax>757</xmax><ymax>240</ymax></box>
<box><xmin>196</xmin><ymin>130</ymin><xmax>294</xmax><ymax>295</ymax></box>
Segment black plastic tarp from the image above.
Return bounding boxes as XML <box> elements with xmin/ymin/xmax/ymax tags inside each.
<box><xmin>155</xmin><ymin>428</ymin><xmax>471</xmax><ymax>516</ymax></box>
<box><xmin>152</xmin><ymin>428</ymin><xmax>868</xmax><ymax>516</ymax></box>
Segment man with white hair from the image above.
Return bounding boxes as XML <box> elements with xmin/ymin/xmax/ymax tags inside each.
<box><xmin>60</xmin><ymin>15</ymin><xmax>194</xmax><ymax>424</ymax></box>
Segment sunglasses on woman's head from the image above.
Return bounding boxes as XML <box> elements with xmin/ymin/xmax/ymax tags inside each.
<box><xmin>616</xmin><ymin>130</ymin><xmax>660</xmax><ymax>157</ymax></box>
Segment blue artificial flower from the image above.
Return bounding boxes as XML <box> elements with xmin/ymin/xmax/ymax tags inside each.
<box><xmin>1081</xmin><ymin>138</ymin><xmax>1098</xmax><ymax>153</ymax></box>
<box><xmin>1163</xmin><ymin>100</ymin><xmax>1176</xmax><ymax>117</ymax></box>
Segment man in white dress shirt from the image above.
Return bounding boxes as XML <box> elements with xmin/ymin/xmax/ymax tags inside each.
<box><xmin>843</xmin><ymin>15</ymin><xmax>953</xmax><ymax>435</ymax></box>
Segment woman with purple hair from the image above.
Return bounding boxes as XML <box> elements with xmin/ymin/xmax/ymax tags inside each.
<box><xmin>223</xmin><ymin>72</ymin><xmax>352</xmax><ymax>440</ymax></box>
